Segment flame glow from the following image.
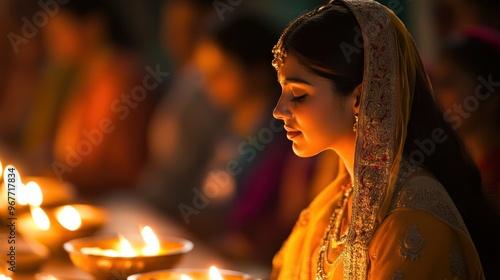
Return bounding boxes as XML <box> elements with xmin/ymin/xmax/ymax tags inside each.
<box><xmin>118</xmin><ymin>235</ymin><xmax>137</xmax><ymax>257</ymax></box>
<box><xmin>81</xmin><ymin>246</ymin><xmax>121</xmax><ymax>257</ymax></box>
<box><xmin>0</xmin><ymin>161</ymin><xmax>3</xmax><ymax>178</ymax></box>
<box><xmin>209</xmin><ymin>266</ymin><xmax>223</xmax><ymax>280</ymax></box>
<box><xmin>0</xmin><ymin>274</ymin><xmax>13</xmax><ymax>280</ymax></box>
<box><xmin>56</xmin><ymin>205</ymin><xmax>82</xmax><ymax>231</ymax></box>
<box><xmin>17</xmin><ymin>182</ymin><xmax>29</xmax><ymax>205</ymax></box>
<box><xmin>180</xmin><ymin>275</ymin><xmax>193</xmax><ymax>280</ymax></box>
<box><xmin>141</xmin><ymin>226</ymin><xmax>160</xmax><ymax>256</ymax></box>
<box><xmin>25</xmin><ymin>181</ymin><xmax>43</xmax><ymax>207</ymax></box>
<box><xmin>32</xmin><ymin>207</ymin><xmax>50</xmax><ymax>230</ymax></box>
<box><xmin>81</xmin><ymin>226</ymin><xmax>163</xmax><ymax>257</ymax></box>
<box><xmin>17</xmin><ymin>183</ymin><xmax>28</xmax><ymax>205</ymax></box>
<box><xmin>35</xmin><ymin>274</ymin><xmax>57</xmax><ymax>280</ymax></box>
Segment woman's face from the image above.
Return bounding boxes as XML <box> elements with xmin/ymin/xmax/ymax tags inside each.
<box><xmin>273</xmin><ymin>53</ymin><xmax>357</xmax><ymax>157</ymax></box>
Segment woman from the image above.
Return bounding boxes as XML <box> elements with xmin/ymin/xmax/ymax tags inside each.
<box><xmin>270</xmin><ymin>0</ymin><xmax>500</xmax><ymax>279</ymax></box>
<box><xmin>433</xmin><ymin>27</ymin><xmax>500</xmax><ymax>212</ymax></box>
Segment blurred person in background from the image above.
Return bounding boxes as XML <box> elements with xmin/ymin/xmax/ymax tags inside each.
<box><xmin>141</xmin><ymin>0</ymin><xmax>227</xmax><ymax>220</ymax></box>
<box><xmin>22</xmin><ymin>0</ymin><xmax>156</xmax><ymax>196</ymax></box>
<box><xmin>433</xmin><ymin>28</ymin><xmax>500</xmax><ymax>212</ymax></box>
<box><xmin>0</xmin><ymin>1</ymin><xmax>43</xmax><ymax>160</ymax></box>
<box><xmin>434</xmin><ymin>0</ymin><xmax>500</xmax><ymax>39</ymax></box>
<box><xmin>191</xmin><ymin>14</ymin><xmax>327</xmax><ymax>269</ymax></box>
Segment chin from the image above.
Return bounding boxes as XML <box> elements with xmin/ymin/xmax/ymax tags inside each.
<box><xmin>292</xmin><ymin>142</ymin><xmax>322</xmax><ymax>158</ymax></box>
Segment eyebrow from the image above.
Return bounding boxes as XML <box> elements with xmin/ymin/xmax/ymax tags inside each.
<box><xmin>279</xmin><ymin>77</ymin><xmax>313</xmax><ymax>86</ymax></box>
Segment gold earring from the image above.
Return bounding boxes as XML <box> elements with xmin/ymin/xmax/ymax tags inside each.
<box><xmin>353</xmin><ymin>114</ymin><xmax>359</xmax><ymax>132</ymax></box>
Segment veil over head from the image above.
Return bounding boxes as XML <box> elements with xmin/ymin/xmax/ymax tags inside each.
<box><xmin>340</xmin><ymin>0</ymin><xmax>429</xmax><ymax>277</ymax></box>
<box><xmin>271</xmin><ymin>0</ymin><xmax>433</xmax><ymax>278</ymax></box>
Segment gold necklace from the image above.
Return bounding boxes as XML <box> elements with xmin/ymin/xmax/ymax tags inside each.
<box><xmin>316</xmin><ymin>183</ymin><xmax>353</xmax><ymax>280</ymax></box>
<box><xmin>316</xmin><ymin>159</ymin><xmax>422</xmax><ymax>280</ymax></box>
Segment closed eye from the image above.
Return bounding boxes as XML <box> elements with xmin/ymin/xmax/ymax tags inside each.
<box><xmin>291</xmin><ymin>94</ymin><xmax>307</xmax><ymax>103</ymax></box>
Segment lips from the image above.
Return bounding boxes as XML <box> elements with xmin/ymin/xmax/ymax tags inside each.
<box><xmin>286</xmin><ymin>131</ymin><xmax>302</xmax><ymax>139</ymax></box>
<box><xmin>284</xmin><ymin>126</ymin><xmax>301</xmax><ymax>139</ymax></box>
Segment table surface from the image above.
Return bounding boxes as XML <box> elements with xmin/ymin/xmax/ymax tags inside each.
<box><xmin>3</xmin><ymin>192</ymin><xmax>270</xmax><ymax>280</ymax></box>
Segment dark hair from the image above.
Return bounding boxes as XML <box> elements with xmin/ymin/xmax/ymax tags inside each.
<box><xmin>274</xmin><ymin>1</ymin><xmax>500</xmax><ymax>278</ymax></box>
<box><xmin>209</xmin><ymin>14</ymin><xmax>281</xmax><ymax>96</ymax></box>
<box><xmin>407</xmin><ymin>58</ymin><xmax>500</xmax><ymax>279</ymax></box>
<box><xmin>272</xmin><ymin>4</ymin><xmax>363</xmax><ymax>94</ymax></box>
<box><xmin>60</xmin><ymin>0</ymin><xmax>138</xmax><ymax>49</ymax></box>
<box><xmin>211</xmin><ymin>14</ymin><xmax>279</xmax><ymax>70</ymax></box>
<box><xmin>442</xmin><ymin>35</ymin><xmax>500</xmax><ymax>80</ymax></box>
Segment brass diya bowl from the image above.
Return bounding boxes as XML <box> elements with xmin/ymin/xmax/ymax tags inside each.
<box><xmin>0</xmin><ymin>176</ymin><xmax>75</xmax><ymax>218</ymax></box>
<box><xmin>127</xmin><ymin>268</ymin><xmax>262</xmax><ymax>280</ymax></box>
<box><xmin>64</xmin><ymin>235</ymin><xmax>194</xmax><ymax>280</ymax></box>
<box><xmin>0</xmin><ymin>234</ymin><xmax>50</xmax><ymax>273</ymax></box>
<box><xmin>22</xmin><ymin>176</ymin><xmax>76</xmax><ymax>207</ymax></box>
<box><xmin>12</xmin><ymin>238</ymin><xmax>50</xmax><ymax>272</ymax></box>
<box><xmin>18</xmin><ymin>204</ymin><xmax>107</xmax><ymax>253</ymax></box>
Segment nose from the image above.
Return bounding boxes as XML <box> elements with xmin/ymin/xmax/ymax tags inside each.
<box><xmin>273</xmin><ymin>95</ymin><xmax>291</xmax><ymax>120</ymax></box>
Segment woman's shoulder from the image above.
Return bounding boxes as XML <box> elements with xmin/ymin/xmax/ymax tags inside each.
<box><xmin>373</xmin><ymin>169</ymin><xmax>485</xmax><ymax>279</ymax></box>
<box><xmin>370</xmin><ymin>208</ymin><xmax>484</xmax><ymax>280</ymax></box>
<box><xmin>388</xmin><ymin>169</ymin><xmax>469</xmax><ymax>236</ymax></box>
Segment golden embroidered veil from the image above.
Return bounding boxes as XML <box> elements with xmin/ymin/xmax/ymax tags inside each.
<box><xmin>271</xmin><ymin>0</ymin><xmax>484</xmax><ymax>279</ymax></box>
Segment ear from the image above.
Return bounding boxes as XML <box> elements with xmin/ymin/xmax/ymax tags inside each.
<box><xmin>351</xmin><ymin>84</ymin><xmax>362</xmax><ymax>115</ymax></box>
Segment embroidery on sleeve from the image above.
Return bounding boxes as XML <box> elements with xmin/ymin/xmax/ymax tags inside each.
<box><xmin>389</xmin><ymin>181</ymin><xmax>469</xmax><ymax>236</ymax></box>
<box><xmin>450</xmin><ymin>240</ymin><xmax>466</xmax><ymax>278</ymax></box>
<box><xmin>399</xmin><ymin>223</ymin><xmax>424</xmax><ymax>261</ymax></box>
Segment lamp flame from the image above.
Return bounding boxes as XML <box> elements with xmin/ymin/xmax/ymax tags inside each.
<box><xmin>25</xmin><ymin>181</ymin><xmax>43</xmax><ymax>207</ymax></box>
<box><xmin>209</xmin><ymin>266</ymin><xmax>223</xmax><ymax>280</ymax></box>
<box><xmin>17</xmin><ymin>182</ymin><xmax>28</xmax><ymax>205</ymax></box>
<box><xmin>31</xmin><ymin>207</ymin><xmax>50</xmax><ymax>230</ymax></box>
<box><xmin>5</xmin><ymin>169</ymin><xmax>28</xmax><ymax>206</ymax></box>
<box><xmin>180</xmin><ymin>275</ymin><xmax>193</xmax><ymax>280</ymax></box>
<box><xmin>118</xmin><ymin>235</ymin><xmax>137</xmax><ymax>257</ymax></box>
<box><xmin>141</xmin><ymin>226</ymin><xmax>160</xmax><ymax>256</ymax></box>
<box><xmin>56</xmin><ymin>205</ymin><xmax>82</xmax><ymax>231</ymax></box>
<box><xmin>0</xmin><ymin>274</ymin><xmax>13</xmax><ymax>280</ymax></box>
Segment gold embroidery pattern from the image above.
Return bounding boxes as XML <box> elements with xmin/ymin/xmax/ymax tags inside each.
<box><xmin>388</xmin><ymin>183</ymin><xmax>468</xmax><ymax>235</ymax></box>
<box><xmin>450</xmin><ymin>241</ymin><xmax>466</xmax><ymax>278</ymax></box>
<box><xmin>339</xmin><ymin>0</ymin><xmax>398</xmax><ymax>279</ymax></box>
<box><xmin>399</xmin><ymin>223</ymin><xmax>424</xmax><ymax>261</ymax></box>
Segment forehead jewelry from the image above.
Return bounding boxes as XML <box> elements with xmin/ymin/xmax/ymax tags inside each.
<box><xmin>272</xmin><ymin>39</ymin><xmax>287</xmax><ymax>70</ymax></box>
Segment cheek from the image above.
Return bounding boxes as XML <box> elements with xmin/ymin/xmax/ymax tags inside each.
<box><xmin>315</xmin><ymin>108</ymin><xmax>352</xmax><ymax>141</ymax></box>
<box><xmin>299</xmin><ymin>101</ymin><xmax>352</xmax><ymax>148</ymax></box>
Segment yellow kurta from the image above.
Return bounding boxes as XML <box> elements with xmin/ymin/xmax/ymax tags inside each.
<box><xmin>271</xmin><ymin>171</ymin><xmax>484</xmax><ymax>279</ymax></box>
